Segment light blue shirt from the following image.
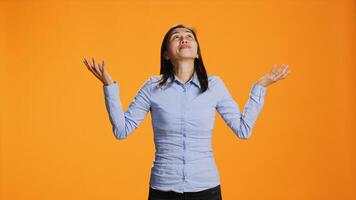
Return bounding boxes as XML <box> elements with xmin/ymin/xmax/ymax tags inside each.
<box><xmin>103</xmin><ymin>71</ymin><xmax>267</xmax><ymax>193</ymax></box>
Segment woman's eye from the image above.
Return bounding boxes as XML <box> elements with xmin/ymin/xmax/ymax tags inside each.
<box><xmin>172</xmin><ymin>34</ymin><xmax>193</xmax><ymax>40</ymax></box>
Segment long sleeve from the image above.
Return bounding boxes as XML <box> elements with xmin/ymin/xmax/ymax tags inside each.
<box><xmin>103</xmin><ymin>77</ymin><xmax>152</xmax><ymax>140</ymax></box>
<box><xmin>215</xmin><ymin>77</ymin><xmax>267</xmax><ymax>139</ymax></box>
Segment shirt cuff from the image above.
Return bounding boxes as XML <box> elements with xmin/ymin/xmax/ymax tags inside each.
<box><xmin>103</xmin><ymin>81</ymin><xmax>119</xmax><ymax>99</ymax></box>
<box><xmin>251</xmin><ymin>83</ymin><xmax>267</xmax><ymax>98</ymax></box>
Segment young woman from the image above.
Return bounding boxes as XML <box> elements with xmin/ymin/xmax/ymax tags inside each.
<box><xmin>83</xmin><ymin>24</ymin><xmax>291</xmax><ymax>200</ymax></box>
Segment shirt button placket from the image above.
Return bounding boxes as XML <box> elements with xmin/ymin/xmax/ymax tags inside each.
<box><xmin>182</xmin><ymin>85</ymin><xmax>187</xmax><ymax>186</ymax></box>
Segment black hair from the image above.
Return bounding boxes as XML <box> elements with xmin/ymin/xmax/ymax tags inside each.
<box><xmin>158</xmin><ymin>24</ymin><xmax>209</xmax><ymax>93</ymax></box>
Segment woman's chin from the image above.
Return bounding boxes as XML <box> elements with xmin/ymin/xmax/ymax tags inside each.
<box><xmin>177</xmin><ymin>56</ymin><xmax>195</xmax><ymax>61</ymax></box>
<box><xmin>177</xmin><ymin>53</ymin><xmax>196</xmax><ymax>60</ymax></box>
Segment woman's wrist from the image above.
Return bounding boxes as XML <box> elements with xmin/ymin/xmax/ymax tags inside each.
<box><xmin>256</xmin><ymin>81</ymin><xmax>267</xmax><ymax>87</ymax></box>
<box><xmin>103</xmin><ymin>80</ymin><xmax>114</xmax><ymax>86</ymax></box>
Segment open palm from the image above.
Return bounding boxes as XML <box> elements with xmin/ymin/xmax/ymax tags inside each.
<box><xmin>257</xmin><ymin>64</ymin><xmax>291</xmax><ymax>87</ymax></box>
<box><xmin>83</xmin><ymin>57</ymin><xmax>114</xmax><ymax>86</ymax></box>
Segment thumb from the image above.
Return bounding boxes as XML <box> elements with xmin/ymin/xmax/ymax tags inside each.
<box><xmin>271</xmin><ymin>64</ymin><xmax>277</xmax><ymax>73</ymax></box>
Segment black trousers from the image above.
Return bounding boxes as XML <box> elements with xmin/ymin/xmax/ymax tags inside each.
<box><xmin>148</xmin><ymin>184</ymin><xmax>222</xmax><ymax>200</ymax></box>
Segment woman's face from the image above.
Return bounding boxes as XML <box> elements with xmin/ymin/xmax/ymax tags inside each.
<box><xmin>164</xmin><ymin>27</ymin><xmax>198</xmax><ymax>62</ymax></box>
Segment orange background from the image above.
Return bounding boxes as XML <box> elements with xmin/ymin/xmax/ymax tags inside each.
<box><xmin>1</xmin><ymin>0</ymin><xmax>355</xmax><ymax>199</ymax></box>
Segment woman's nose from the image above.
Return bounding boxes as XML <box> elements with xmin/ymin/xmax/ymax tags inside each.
<box><xmin>180</xmin><ymin>39</ymin><xmax>188</xmax><ymax>44</ymax></box>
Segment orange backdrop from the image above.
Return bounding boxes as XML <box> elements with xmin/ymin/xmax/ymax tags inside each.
<box><xmin>1</xmin><ymin>0</ymin><xmax>355</xmax><ymax>199</ymax></box>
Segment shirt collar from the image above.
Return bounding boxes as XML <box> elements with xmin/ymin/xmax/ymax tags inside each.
<box><xmin>172</xmin><ymin>71</ymin><xmax>201</xmax><ymax>89</ymax></box>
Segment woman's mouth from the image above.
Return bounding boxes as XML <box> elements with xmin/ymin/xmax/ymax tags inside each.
<box><xmin>179</xmin><ymin>44</ymin><xmax>191</xmax><ymax>50</ymax></box>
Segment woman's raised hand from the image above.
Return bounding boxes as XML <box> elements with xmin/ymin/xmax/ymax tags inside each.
<box><xmin>83</xmin><ymin>57</ymin><xmax>114</xmax><ymax>86</ymax></box>
<box><xmin>256</xmin><ymin>64</ymin><xmax>291</xmax><ymax>87</ymax></box>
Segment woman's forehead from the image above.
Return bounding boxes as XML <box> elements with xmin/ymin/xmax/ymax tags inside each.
<box><xmin>171</xmin><ymin>27</ymin><xmax>193</xmax><ymax>34</ymax></box>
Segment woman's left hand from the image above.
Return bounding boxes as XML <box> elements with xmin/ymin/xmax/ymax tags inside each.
<box><xmin>256</xmin><ymin>64</ymin><xmax>291</xmax><ymax>87</ymax></box>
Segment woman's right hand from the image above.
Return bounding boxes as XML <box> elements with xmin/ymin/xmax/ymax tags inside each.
<box><xmin>83</xmin><ymin>57</ymin><xmax>114</xmax><ymax>86</ymax></box>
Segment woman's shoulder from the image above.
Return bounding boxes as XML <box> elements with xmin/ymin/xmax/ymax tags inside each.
<box><xmin>208</xmin><ymin>74</ymin><xmax>220</xmax><ymax>81</ymax></box>
<box><xmin>149</xmin><ymin>74</ymin><xmax>163</xmax><ymax>81</ymax></box>
<box><xmin>208</xmin><ymin>74</ymin><xmax>222</xmax><ymax>87</ymax></box>
<box><xmin>148</xmin><ymin>74</ymin><xmax>220</xmax><ymax>81</ymax></box>
<box><xmin>148</xmin><ymin>75</ymin><xmax>163</xmax><ymax>86</ymax></box>
<box><xmin>147</xmin><ymin>74</ymin><xmax>222</xmax><ymax>88</ymax></box>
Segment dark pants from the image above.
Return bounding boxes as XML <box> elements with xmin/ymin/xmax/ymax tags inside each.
<box><xmin>148</xmin><ymin>184</ymin><xmax>222</xmax><ymax>200</ymax></box>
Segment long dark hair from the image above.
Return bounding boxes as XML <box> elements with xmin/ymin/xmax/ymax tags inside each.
<box><xmin>158</xmin><ymin>24</ymin><xmax>209</xmax><ymax>93</ymax></box>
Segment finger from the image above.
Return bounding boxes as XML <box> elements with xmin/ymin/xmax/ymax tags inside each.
<box><xmin>102</xmin><ymin>63</ymin><xmax>106</xmax><ymax>72</ymax></box>
<box><xmin>102</xmin><ymin>60</ymin><xmax>106</xmax><ymax>71</ymax></box>
<box><xmin>280</xmin><ymin>70</ymin><xmax>291</xmax><ymax>80</ymax></box>
<box><xmin>92</xmin><ymin>57</ymin><xmax>96</xmax><ymax>68</ymax></box>
<box><xmin>98</xmin><ymin>61</ymin><xmax>103</xmax><ymax>72</ymax></box>
<box><xmin>98</xmin><ymin>62</ymin><xmax>102</xmax><ymax>72</ymax></box>
<box><xmin>276</xmin><ymin>67</ymin><xmax>290</xmax><ymax>80</ymax></box>
<box><xmin>83</xmin><ymin>58</ymin><xmax>92</xmax><ymax>69</ymax></box>
<box><xmin>280</xmin><ymin>64</ymin><xmax>289</xmax><ymax>75</ymax></box>
<box><xmin>271</xmin><ymin>64</ymin><xmax>277</xmax><ymax>74</ymax></box>
<box><xmin>84</xmin><ymin>59</ymin><xmax>94</xmax><ymax>71</ymax></box>
<box><xmin>91</xmin><ymin>57</ymin><xmax>102</xmax><ymax>76</ymax></box>
<box><xmin>83</xmin><ymin>59</ymin><xmax>88</xmax><ymax>68</ymax></box>
<box><xmin>87</xmin><ymin>64</ymin><xmax>102</xmax><ymax>79</ymax></box>
<box><xmin>276</xmin><ymin>64</ymin><xmax>285</xmax><ymax>75</ymax></box>
<box><xmin>269</xmin><ymin>64</ymin><xmax>277</xmax><ymax>78</ymax></box>
<box><xmin>275</xmin><ymin>64</ymin><xmax>286</xmax><ymax>77</ymax></box>
<box><xmin>93</xmin><ymin>64</ymin><xmax>102</xmax><ymax>77</ymax></box>
<box><xmin>83</xmin><ymin>58</ymin><xmax>90</xmax><ymax>68</ymax></box>
<box><xmin>85</xmin><ymin>58</ymin><xmax>102</xmax><ymax>78</ymax></box>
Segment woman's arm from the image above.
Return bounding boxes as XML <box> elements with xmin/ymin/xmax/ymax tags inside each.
<box><xmin>103</xmin><ymin>78</ymin><xmax>152</xmax><ymax>140</ymax></box>
<box><xmin>83</xmin><ymin>57</ymin><xmax>152</xmax><ymax>140</ymax></box>
<box><xmin>215</xmin><ymin>77</ymin><xmax>267</xmax><ymax>139</ymax></box>
<box><xmin>215</xmin><ymin>64</ymin><xmax>291</xmax><ymax>139</ymax></box>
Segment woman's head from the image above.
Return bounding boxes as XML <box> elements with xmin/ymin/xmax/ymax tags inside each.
<box><xmin>159</xmin><ymin>24</ymin><xmax>209</xmax><ymax>93</ymax></box>
<box><xmin>164</xmin><ymin>26</ymin><xmax>198</xmax><ymax>62</ymax></box>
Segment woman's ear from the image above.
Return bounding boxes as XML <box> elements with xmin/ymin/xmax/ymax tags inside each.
<box><xmin>164</xmin><ymin>51</ymin><xmax>170</xmax><ymax>60</ymax></box>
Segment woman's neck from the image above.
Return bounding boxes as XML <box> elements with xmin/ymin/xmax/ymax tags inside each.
<box><xmin>172</xmin><ymin>59</ymin><xmax>195</xmax><ymax>84</ymax></box>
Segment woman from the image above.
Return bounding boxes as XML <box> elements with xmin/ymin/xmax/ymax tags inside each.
<box><xmin>83</xmin><ymin>24</ymin><xmax>291</xmax><ymax>200</ymax></box>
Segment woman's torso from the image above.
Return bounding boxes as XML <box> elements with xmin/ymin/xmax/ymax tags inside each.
<box><xmin>148</xmin><ymin>72</ymin><xmax>221</xmax><ymax>193</ymax></box>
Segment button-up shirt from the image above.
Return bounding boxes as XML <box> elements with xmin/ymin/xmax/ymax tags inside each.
<box><xmin>103</xmin><ymin>71</ymin><xmax>267</xmax><ymax>193</ymax></box>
